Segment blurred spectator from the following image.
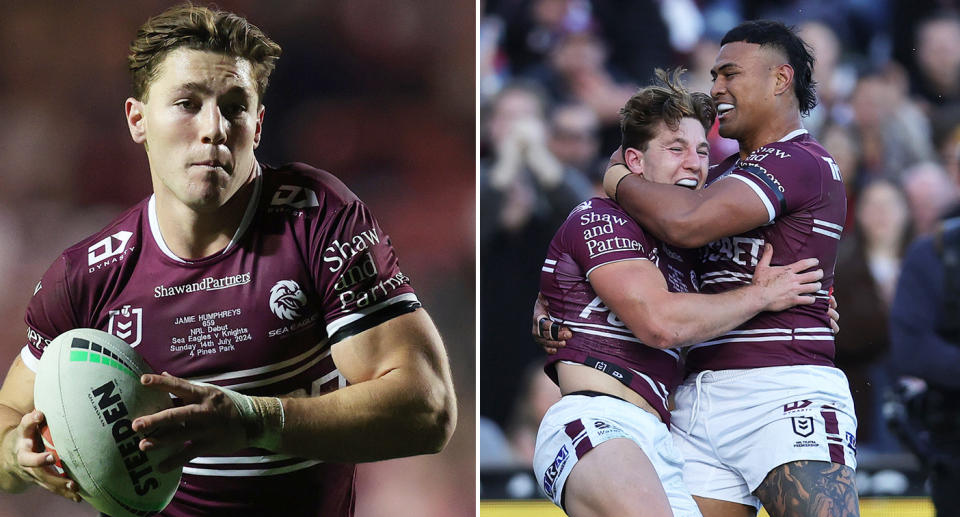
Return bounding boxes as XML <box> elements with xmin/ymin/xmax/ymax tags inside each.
<box><xmin>497</xmin><ymin>0</ymin><xmax>595</xmax><ymax>76</ymax></box>
<box><xmin>547</xmin><ymin>101</ymin><xmax>603</xmax><ymax>184</ymax></box>
<box><xmin>835</xmin><ymin>179</ymin><xmax>912</xmax><ymax>451</ymax></box>
<box><xmin>912</xmin><ymin>12</ymin><xmax>960</xmax><ymax>108</ymax></box>
<box><xmin>849</xmin><ymin>69</ymin><xmax>934</xmax><ymax>181</ymax></box>
<box><xmin>798</xmin><ymin>20</ymin><xmax>858</xmax><ymax>136</ymax></box>
<box><xmin>889</xmin><ymin>206</ymin><xmax>960</xmax><ymax>514</ymax></box>
<box><xmin>480</xmin><ymin>81</ymin><xmax>592</xmax><ymax>426</ymax></box>
<box><xmin>503</xmin><ymin>361</ymin><xmax>562</xmax><ymax>465</ymax></box>
<box><xmin>902</xmin><ymin>162</ymin><xmax>960</xmax><ymax>236</ymax></box>
<box><xmin>820</xmin><ymin>123</ymin><xmax>863</xmax><ymax>230</ymax></box>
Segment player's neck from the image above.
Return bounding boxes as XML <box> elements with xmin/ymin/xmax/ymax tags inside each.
<box><xmin>154</xmin><ymin>172</ymin><xmax>258</xmax><ymax>261</ymax></box>
<box><xmin>737</xmin><ymin>111</ymin><xmax>804</xmax><ymax>159</ymax></box>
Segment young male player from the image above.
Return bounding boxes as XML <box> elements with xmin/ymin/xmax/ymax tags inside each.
<box><xmin>533</xmin><ymin>69</ymin><xmax>824</xmax><ymax>517</ymax></box>
<box><xmin>602</xmin><ymin>21</ymin><xmax>858</xmax><ymax>517</ymax></box>
<box><xmin>0</xmin><ymin>5</ymin><xmax>456</xmax><ymax>515</ymax></box>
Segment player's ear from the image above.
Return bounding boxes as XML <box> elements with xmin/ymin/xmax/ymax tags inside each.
<box><xmin>774</xmin><ymin>63</ymin><xmax>794</xmax><ymax>97</ymax></box>
<box><xmin>623</xmin><ymin>147</ymin><xmax>644</xmax><ymax>176</ymax></box>
<box><xmin>125</xmin><ymin>98</ymin><xmax>147</xmax><ymax>144</ymax></box>
<box><xmin>253</xmin><ymin>104</ymin><xmax>265</xmax><ymax>149</ymax></box>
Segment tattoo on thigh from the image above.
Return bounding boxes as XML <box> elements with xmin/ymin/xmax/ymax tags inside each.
<box><xmin>753</xmin><ymin>461</ymin><xmax>859</xmax><ymax>517</ymax></box>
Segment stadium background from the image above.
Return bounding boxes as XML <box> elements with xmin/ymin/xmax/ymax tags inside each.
<box><xmin>480</xmin><ymin>0</ymin><xmax>960</xmax><ymax>515</ymax></box>
<box><xmin>0</xmin><ymin>1</ymin><xmax>474</xmax><ymax>516</ymax></box>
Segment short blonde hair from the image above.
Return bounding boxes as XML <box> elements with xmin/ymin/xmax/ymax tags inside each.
<box><xmin>128</xmin><ymin>3</ymin><xmax>282</xmax><ymax>102</ymax></box>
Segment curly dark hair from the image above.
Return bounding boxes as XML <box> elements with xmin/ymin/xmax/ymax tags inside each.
<box><xmin>721</xmin><ymin>19</ymin><xmax>817</xmax><ymax>116</ymax></box>
<box><xmin>620</xmin><ymin>68</ymin><xmax>716</xmax><ymax>151</ymax></box>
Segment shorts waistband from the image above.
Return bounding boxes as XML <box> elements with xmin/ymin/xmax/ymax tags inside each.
<box><xmin>684</xmin><ymin>364</ymin><xmax>842</xmax><ymax>384</ymax></box>
<box><xmin>563</xmin><ymin>390</ymin><xmax>629</xmax><ymax>404</ymax></box>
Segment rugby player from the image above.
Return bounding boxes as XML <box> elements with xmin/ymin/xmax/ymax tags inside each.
<box><xmin>600</xmin><ymin>21</ymin><xmax>858</xmax><ymax>517</ymax></box>
<box><xmin>0</xmin><ymin>5</ymin><xmax>456</xmax><ymax>516</ymax></box>
<box><xmin>532</xmin><ymin>69</ymin><xmax>824</xmax><ymax>517</ymax></box>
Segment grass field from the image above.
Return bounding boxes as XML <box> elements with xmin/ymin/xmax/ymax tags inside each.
<box><xmin>479</xmin><ymin>498</ymin><xmax>936</xmax><ymax>516</ymax></box>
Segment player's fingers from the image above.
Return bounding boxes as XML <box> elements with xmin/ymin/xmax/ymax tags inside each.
<box><xmin>830</xmin><ymin>318</ymin><xmax>840</xmax><ymax>335</ymax></box>
<box><xmin>828</xmin><ymin>307</ymin><xmax>840</xmax><ymax>322</ymax></box>
<box><xmin>829</xmin><ymin>293</ymin><xmax>838</xmax><ymax>309</ymax></box>
<box><xmin>132</xmin><ymin>404</ymin><xmax>200</xmax><ymax>434</ymax></box>
<box><xmin>796</xmin><ymin>281</ymin><xmax>822</xmax><ymax>294</ymax></box>
<box><xmin>18</xmin><ymin>447</ymin><xmax>55</xmax><ymax>468</ymax></box>
<box><xmin>795</xmin><ymin>269</ymin><xmax>824</xmax><ymax>284</ymax></box>
<box><xmin>140</xmin><ymin>373</ymin><xmax>203</xmax><ymax>398</ymax></box>
<box><xmin>17</xmin><ymin>410</ymin><xmax>42</xmax><ymax>440</ymax></box>
<box><xmin>31</xmin><ymin>468</ymin><xmax>78</xmax><ymax>500</ymax></box>
<box><xmin>757</xmin><ymin>243</ymin><xmax>773</xmax><ymax>268</ymax></box>
<box><xmin>784</xmin><ymin>257</ymin><xmax>819</xmax><ymax>272</ymax></box>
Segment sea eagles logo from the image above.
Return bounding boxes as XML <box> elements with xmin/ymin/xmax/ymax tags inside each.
<box><xmin>269</xmin><ymin>280</ymin><xmax>307</xmax><ymax>321</ymax></box>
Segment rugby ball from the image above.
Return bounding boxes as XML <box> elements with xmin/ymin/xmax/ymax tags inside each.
<box><xmin>34</xmin><ymin>328</ymin><xmax>181</xmax><ymax>517</ymax></box>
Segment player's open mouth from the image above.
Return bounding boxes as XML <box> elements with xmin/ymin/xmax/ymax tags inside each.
<box><xmin>717</xmin><ymin>103</ymin><xmax>735</xmax><ymax>120</ymax></box>
<box><xmin>675</xmin><ymin>178</ymin><xmax>698</xmax><ymax>190</ymax></box>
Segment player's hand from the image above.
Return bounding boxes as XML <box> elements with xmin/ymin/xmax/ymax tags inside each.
<box><xmin>751</xmin><ymin>243</ymin><xmax>822</xmax><ymax>312</ymax></box>
<box><xmin>603</xmin><ymin>147</ymin><xmax>634</xmax><ymax>200</ymax></box>
<box><xmin>828</xmin><ymin>292</ymin><xmax>840</xmax><ymax>334</ymax></box>
<box><xmin>13</xmin><ymin>410</ymin><xmax>81</xmax><ymax>502</ymax></box>
<box><xmin>532</xmin><ymin>292</ymin><xmax>572</xmax><ymax>354</ymax></box>
<box><xmin>132</xmin><ymin>373</ymin><xmax>246</xmax><ymax>473</ymax></box>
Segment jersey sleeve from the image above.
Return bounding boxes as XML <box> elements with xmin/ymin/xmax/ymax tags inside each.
<box><xmin>724</xmin><ymin>143</ymin><xmax>825</xmax><ymax>223</ymax></box>
<box><xmin>563</xmin><ymin>201</ymin><xmax>658</xmax><ymax>278</ymax></box>
<box><xmin>311</xmin><ymin>200</ymin><xmax>420</xmax><ymax>344</ymax></box>
<box><xmin>22</xmin><ymin>256</ymin><xmax>81</xmax><ymax>372</ymax></box>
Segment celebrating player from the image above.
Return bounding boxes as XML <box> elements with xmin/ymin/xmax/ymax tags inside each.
<box><xmin>532</xmin><ymin>69</ymin><xmax>824</xmax><ymax>517</ymax></box>
<box><xmin>600</xmin><ymin>20</ymin><xmax>858</xmax><ymax>517</ymax></box>
<box><xmin>0</xmin><ymin>5</ymin><xmax>456</xmax><ymax>515</ymax></box>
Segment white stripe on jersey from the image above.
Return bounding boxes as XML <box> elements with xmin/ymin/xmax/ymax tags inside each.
<box><xmin>183</xmin><ymin>459</ymin><xmax>322</xmax><ymax>477</ymax></box>
<box><xmin>560</xmin><ymin>320</ymin><xmax>635</xmax><ymax>336</ymax></box>
<box><xmin>545</xmin><ymin>259</ymin><xmax>558</xmax><ymax>265</ymax></box>
<box><xmin>701</xmin><ymin>276</ymin><xmax>749</xmax><ymax>286</ymax></box>
<box><xmin>584</xmin><ymin>257</ymin><xmax>649</xmax><ymax>278</ymax></box>
<box><xmin>728</xmin><ymin>174</ymin><xmax>775</xmax><ymax>223</ymax></box>
<box><xmin>812</xmin><ymin>227</ymin><xmax>842</xmax><ymax>240</ymax></box>
<box><xmin>813</xmin><ymin>219</ymin><xmax>844</xmax><ymax>231</ymax></box>
<box><xmin>689</xmin><ymin>327</ymin><xmax>834</xmax><ymax>350</ymax></box>
<box><xmin>190</xmin><ymin>344</ymin><xmax>331</xmax><ymax>384</ymax></box>
<box><xmin>778</xmin><ymin>128</ymin><xmax>809</xmax><ymax>141</ymax></box>
<box><xmin>189</xmin><ymin>453</ymin><xmax>301</xmax><ymax>465</ymax></box>
<box><xmin>325</xmin><ymin>292</ymin><xmax>420</xmax><ymax>337</ymax></box>
<box><xmin>701</xmin><ymin>270</ymin><xmax>753</xmax><ymax>279</ymax></box>
<box><xmin>628</xmin><ymin>368</ymin><xmax>669</xmax><ymax>409</ymax></box>
<box><xmin>562</xmin><ymin>325</ymin><xmax>680</xmax><ymax>360</ymax></box>
<box><xmin>542</xmin><ymin>266</ymin><xmax>555</xmax><ymax>273</ymax></box>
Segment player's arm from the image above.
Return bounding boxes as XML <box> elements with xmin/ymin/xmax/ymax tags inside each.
<box><xmin>592</xmin><ymin>243</ymin><xmax>821</xmax><ymax>349</ymax></box>
<box><xmin>133</xmin><ymin>309</ymin><xmax>456</xmax><ymax>468</ymax></box>
<box><xmin>0</xmin><ymin>356</ymin><xmax>79</xmax><ymax>500</ymax></box>
<box><xmin>603</xmin><ymin>164</ymin><xmax>770</xmax><ymax>248</ymax></box>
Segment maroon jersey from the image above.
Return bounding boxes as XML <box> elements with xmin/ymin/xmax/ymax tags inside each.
<box><xmin>23</xmin><ymin>162</ymin><xmax>420</xmax><ymax>517</ymax></box>
<box><xmin>686</xmin><ymin>129</ymin><xmax>846</xmax><ymax>372</ymax></box>
<box><xmin>539</xmin><ymin>198</ymin><xmax>697</xmax><ymax>425</ymax></box>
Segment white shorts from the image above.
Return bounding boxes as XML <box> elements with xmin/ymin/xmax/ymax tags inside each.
<box><xmin>671</xmin><ymin>365</ymin><xmax>858</xmax><ymax>509</ymax></box>
<box><xmin>533</xmin><ymin>393</ymin><xmax>702</xmax><ymax>516</ymax></box>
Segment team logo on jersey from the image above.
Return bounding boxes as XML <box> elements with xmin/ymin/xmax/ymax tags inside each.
<box><xmin>88</xmin><ymin>230</ymin><xmax>134</xmax><ymax>271</ymax></box>
<box><xmin>271</xmin><ymin>186</ymin><xmax>319</xmax><ymax>209</ymax></box>
<box><xmin>571</xmin><ymin>200</ymin><xmax>592</xmax><ymax>214</ymax></box>
<box><xmin>784</xmin><ymin>400</ymin><xmax>813</xmax><ymax>413</ymax></box>
<box><xmin>108</xmin><ymin>305</ymin><xmax>142</xmax><ymax>347</ymax></box>
<box><xmin>791</xmin><ymin>417</ymin><xmax>815</xmax><ymax>437</ymax></box>
<box><xmin>269</xmin><ymin>280</ymin><xmax>307</xmax><ymax>321</ymax></box>
<box><xmin>33</xmin><ymin>281</ymin><xmax>42</xmax><ymax>296</ymax></box>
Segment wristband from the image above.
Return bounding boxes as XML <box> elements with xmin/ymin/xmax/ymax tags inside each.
<box><xmin>195</xmin><ymin>382</ymin><xmax>285</xmax><ymax>450</ymax></box>
<box><xmin>603</xmin><ymin>163</ymin><xmax>632</xmax><ymax>201</ymax></box>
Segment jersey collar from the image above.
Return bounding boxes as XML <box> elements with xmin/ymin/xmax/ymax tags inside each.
<box><xmin>148</xmin><ymin>162</ymin><xmax>263</xmax><ymax>264</ymax></box>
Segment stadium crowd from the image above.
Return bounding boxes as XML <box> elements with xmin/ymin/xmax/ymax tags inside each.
<box><xmin>0</xmin><ymin>2</ymin><xmax>474</xmax><ymax>516</ymax></box>
<box><xmin>480</xmin><ymin>0</ymin><xmax>960</xmax><ymax>500</ymax></box>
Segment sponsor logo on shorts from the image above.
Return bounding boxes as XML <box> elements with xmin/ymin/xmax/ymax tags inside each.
<box><xmin>543</xmin><ymin>445</ymin><xmax>569</xmax><ymax>499</ymax></box>
<box><xmin>585</xmin><ymin>356</ymin><xmax>634</xmax><ymax>386</ymax></box>
<box><xmin>845</xmin><ymin>432</ymin><xmax>857</xmax><ymax>453</ymax></box>
<box><xmin>784</xmin><ymin>400</ymin><xmax>813</xmax><ymax>413</ymax></box>
<box><xmin>792</xmin><ymin>417</ymin><xmax>815</xmax><ymax>437</ymax></box>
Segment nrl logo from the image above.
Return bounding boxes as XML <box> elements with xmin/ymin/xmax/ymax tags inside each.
<box><xmin>269</xmin><ymin>280</ymin><xmax>307</xmax><ymax>321</ymax></box>
<box><xmin>108</xmin><ymin>305</ymin><xmax>142</xmax><ymax>347</ymax></box>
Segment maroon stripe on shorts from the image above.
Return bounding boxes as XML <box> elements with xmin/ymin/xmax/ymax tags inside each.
<box><xmin>828</xmin><ymin>443</ymin><xmax>845</xmax><ymax>465</ymax></box>
<box><xmin>563</xmin><ymin>419</ymin><xmax>595</xmax><ymax>459</ymax></box>
<box><xmin>564</xmin><ymin>419</ymin><xmax>585</xmax><ymax>440</ymax></box>
<box><xmin>821</xmin><ymin>408</ymin><xmax>839</xmax><ymax>435</ymax></box>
